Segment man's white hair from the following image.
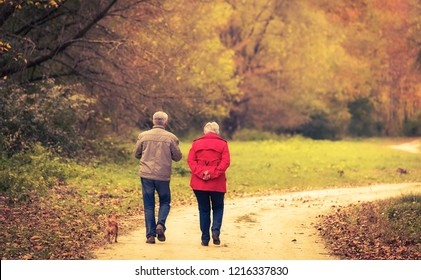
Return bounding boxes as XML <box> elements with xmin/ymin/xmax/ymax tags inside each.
<box><xmin>153</xmin><ymin>111</ymin><xmax>168</xmax><ymax>125</ymax></box>
<box><xmin>203</xmin><ymin>122</ymin><xmax>220</xmax><ymax>135</ymax></box>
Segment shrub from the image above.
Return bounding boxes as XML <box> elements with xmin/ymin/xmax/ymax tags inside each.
<box><xmin>403</xmin><ymin>114</ymin><xmax>421</xmax><ymax>136</ymax></box>
<box><xmin>0</xmin><ymin>81</ymin><xmax>86</xmax><ymax>157</ymax></box>
<box><xmin>347</xmin><ymin>98</ymin><xmax>379</xmax><ymax>137</ymax></box>
<box><xmin>297</xmin><ymin>112</ymin><xmax>341</xmax><ymax>140</ymax></box>
<box><xmin>0</xmin><ymin>145</ymin><xmax>74</xmax><ymax>200</ymax></box>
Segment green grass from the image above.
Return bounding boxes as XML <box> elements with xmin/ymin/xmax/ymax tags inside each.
<box><xmin>68</xmin><ymin>136</ymin><xmax>421</xmax><ymax>205</ymax></box>
<box><xmin>173</xmin><ymin>137</ymin><xmax>421</xmax><ymax>197</ymax></box>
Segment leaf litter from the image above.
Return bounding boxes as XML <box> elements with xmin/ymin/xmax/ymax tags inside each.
<box><xmin>317</xmin><ymin>196</ymin><xmax>421</xmax><ymax>260</ymax></box>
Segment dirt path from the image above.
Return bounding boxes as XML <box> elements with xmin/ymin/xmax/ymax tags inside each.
<box><xmin>94</xmin><ymin>140</ymin><xmax>420</xmax><ymax>260</ymax></box>
<box><xmin>94</xmin><ymin>183</ymin><xmax>420</xmax><ymax>260</ymax></box>
<box><xmin>389</xmin><ymin>138</ymin><xmax>421</xmax><ymax>153</ymax></box>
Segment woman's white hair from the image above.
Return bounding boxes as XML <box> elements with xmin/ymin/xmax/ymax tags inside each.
<box><xmin>203</xmin><ymin>122</ymin><xmax>220</xmax><ymax>135</ymax></box>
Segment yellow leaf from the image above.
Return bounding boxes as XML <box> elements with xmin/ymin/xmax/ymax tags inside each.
<box><xmin>22</xmin><ymin>254</ymin><xmax>33</xmax><ymax>260</ymax></box>
<box><xmin>30</xmin><ymin>235</ymin><xmax>42</xmax><ymax>240</ymax></box>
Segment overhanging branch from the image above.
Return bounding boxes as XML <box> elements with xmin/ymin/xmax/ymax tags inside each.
<box><xmin>0</xmin><ymin>0</ymin><xmax>119</xmax><ymax>78</ymax></box>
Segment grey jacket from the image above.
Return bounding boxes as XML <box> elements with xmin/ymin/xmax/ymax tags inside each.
<box><xmin>133</xmin><ymin>125</ymin><xmax>182</xmax><ymax>181</ymax></box>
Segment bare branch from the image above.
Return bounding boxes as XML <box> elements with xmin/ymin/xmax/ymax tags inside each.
<box><xmin>1</xmin><ymin>0</ymin><xmax>119</xmax><ymax>77</ymax></box>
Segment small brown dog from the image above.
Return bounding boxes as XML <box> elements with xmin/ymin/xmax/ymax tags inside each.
<box><xmin>106</xmin><ymin>214</ymin><xmax>118</xmax><ymax>243</ymax></box>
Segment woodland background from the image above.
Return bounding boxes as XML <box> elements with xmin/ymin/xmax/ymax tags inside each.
<box><xmin>1</xmin><ymin>0</ymin><xmax>421</xmax><ymax>260</ymax></box>
<box><xmin>1</xmin><ymin>0</ymin><xmax>421</xmax><ymax>158</ymax></box>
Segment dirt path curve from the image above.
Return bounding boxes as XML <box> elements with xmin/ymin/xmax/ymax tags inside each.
<box><xmin>94</xmin><ymin>183</ymin><xmax>420</xmax><ymax>260</ymax></box>
<box><xmin>94</xmin><ymin>140</ymin><xmax>420</xmax><ymax>260</ymax></box>
<box><xmin>389</xmin><ymin>138</ymin><xmax>421</xmax><ymax>154</ymax></box>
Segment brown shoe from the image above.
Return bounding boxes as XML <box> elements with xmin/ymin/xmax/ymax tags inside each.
<box><xmin>212</xmin><ymin>233</ymin><xmax>220</xmax><ymax>245</ymax></box>
<box><xmin>156</xmin><ymin>224</ymin><xmax>166</xmax><ymax>242</ymax></box>
<box><xmin>146</xmin><ymin>236</ymin><xmax>155</xmax><ymax>244</ymax></box>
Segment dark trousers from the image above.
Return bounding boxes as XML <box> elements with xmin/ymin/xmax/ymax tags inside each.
<box><xmin>193</xmin><ymin>190</ymin><xmax>225</xmax><ymax>243</ymax></box>
<box><xmin>141</xmin><ymin>178</ymin><xmax>171</xmax><ymax>238</ymax></box>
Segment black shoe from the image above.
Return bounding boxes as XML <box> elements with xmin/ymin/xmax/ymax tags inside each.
<box><xmin>146</xmin><ymin>236</ymin><xmax>155</xmax><ymax>244</ymax></box>
<box><xmin>201</xmin><ymin>241</ymin><xmax>209</xmax><ymax>246</ymax></box>
<box><xmin>156</xmin><ymin>224</ymin><xmax>166</xmax><ymax>242</ymax></box>
<box><xmin>212</xmin><ymin>233</ymin><xmax>220</xmax><ymax>245</ymax></box>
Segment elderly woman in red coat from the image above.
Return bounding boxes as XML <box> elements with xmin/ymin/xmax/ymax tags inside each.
<box><xmin>187</xmin><ymin>122</ymin><xmax>231</xmax><ymax>246</ymax></box>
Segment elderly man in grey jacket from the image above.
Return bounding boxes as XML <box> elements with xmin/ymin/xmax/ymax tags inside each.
<box><xmin>134</xmin><ymin>111</ymin><xmax>182</xmax><ymax>244</ymax></box>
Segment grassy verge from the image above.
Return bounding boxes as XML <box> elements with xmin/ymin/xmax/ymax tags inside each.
<box><xmin>317</xmin><ymin>193</ymin><xmax>421</xmax><ymax>259</ymax></box>
<box><xmin>225</xmin><ymin>137</ymin><xmax>421</xmax><ymax>192</ymax></box>
<box><xmin>1</xmin><ymin>137</ymin><xmax>420</xmax><ymax>259</ymax></box>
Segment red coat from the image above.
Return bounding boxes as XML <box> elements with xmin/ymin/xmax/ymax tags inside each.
<box><xmin>187</xmin><ymin>133</ymin><xmax>230</xmax><ymax>193</ymax></box>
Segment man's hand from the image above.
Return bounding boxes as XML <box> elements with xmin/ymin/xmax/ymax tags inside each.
<box><xmin>203</xmin><ymin>170</ymin><xmax>211</xmax><ymax>181</ymax></box>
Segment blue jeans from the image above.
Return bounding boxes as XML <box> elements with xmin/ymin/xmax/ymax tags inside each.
<box><xmin>141</xmin><ymin>178</ymin><xmax>171</xmax><ymax>238</ymax></box>
<box><xmin>193</xmin><ymin>190</ymin><xmax>225</xmax><ymax>243</ymax></box>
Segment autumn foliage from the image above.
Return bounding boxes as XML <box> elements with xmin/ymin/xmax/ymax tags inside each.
<box><xmin>0</xmin><ymin>183</ymin><xmax>142</xmax><ymax>260</ymax></box>
<box><xmin>0</xmin><ymin>186</ymin><xmax>100</xmax><ymax>260</ymax></box>
<box><xmin>317</xmin><ymin>195</ymin><xmax>421</xmax><ymax>260</ymax></box>
<box><xmin>1</xmin><ymin>0</ymin><xmax>421</xmax><ymax>138</ymax></box>
<box><xmin>1</xmin><ymin>0</ymin><xmax>421</xmax><ymax>261</ymax></box>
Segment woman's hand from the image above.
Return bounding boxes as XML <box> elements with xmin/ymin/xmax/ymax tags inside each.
<box><xmin>202</xmin><ymin>170</ymin><xmax>211</xmax><ymax>181</ymax></box>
